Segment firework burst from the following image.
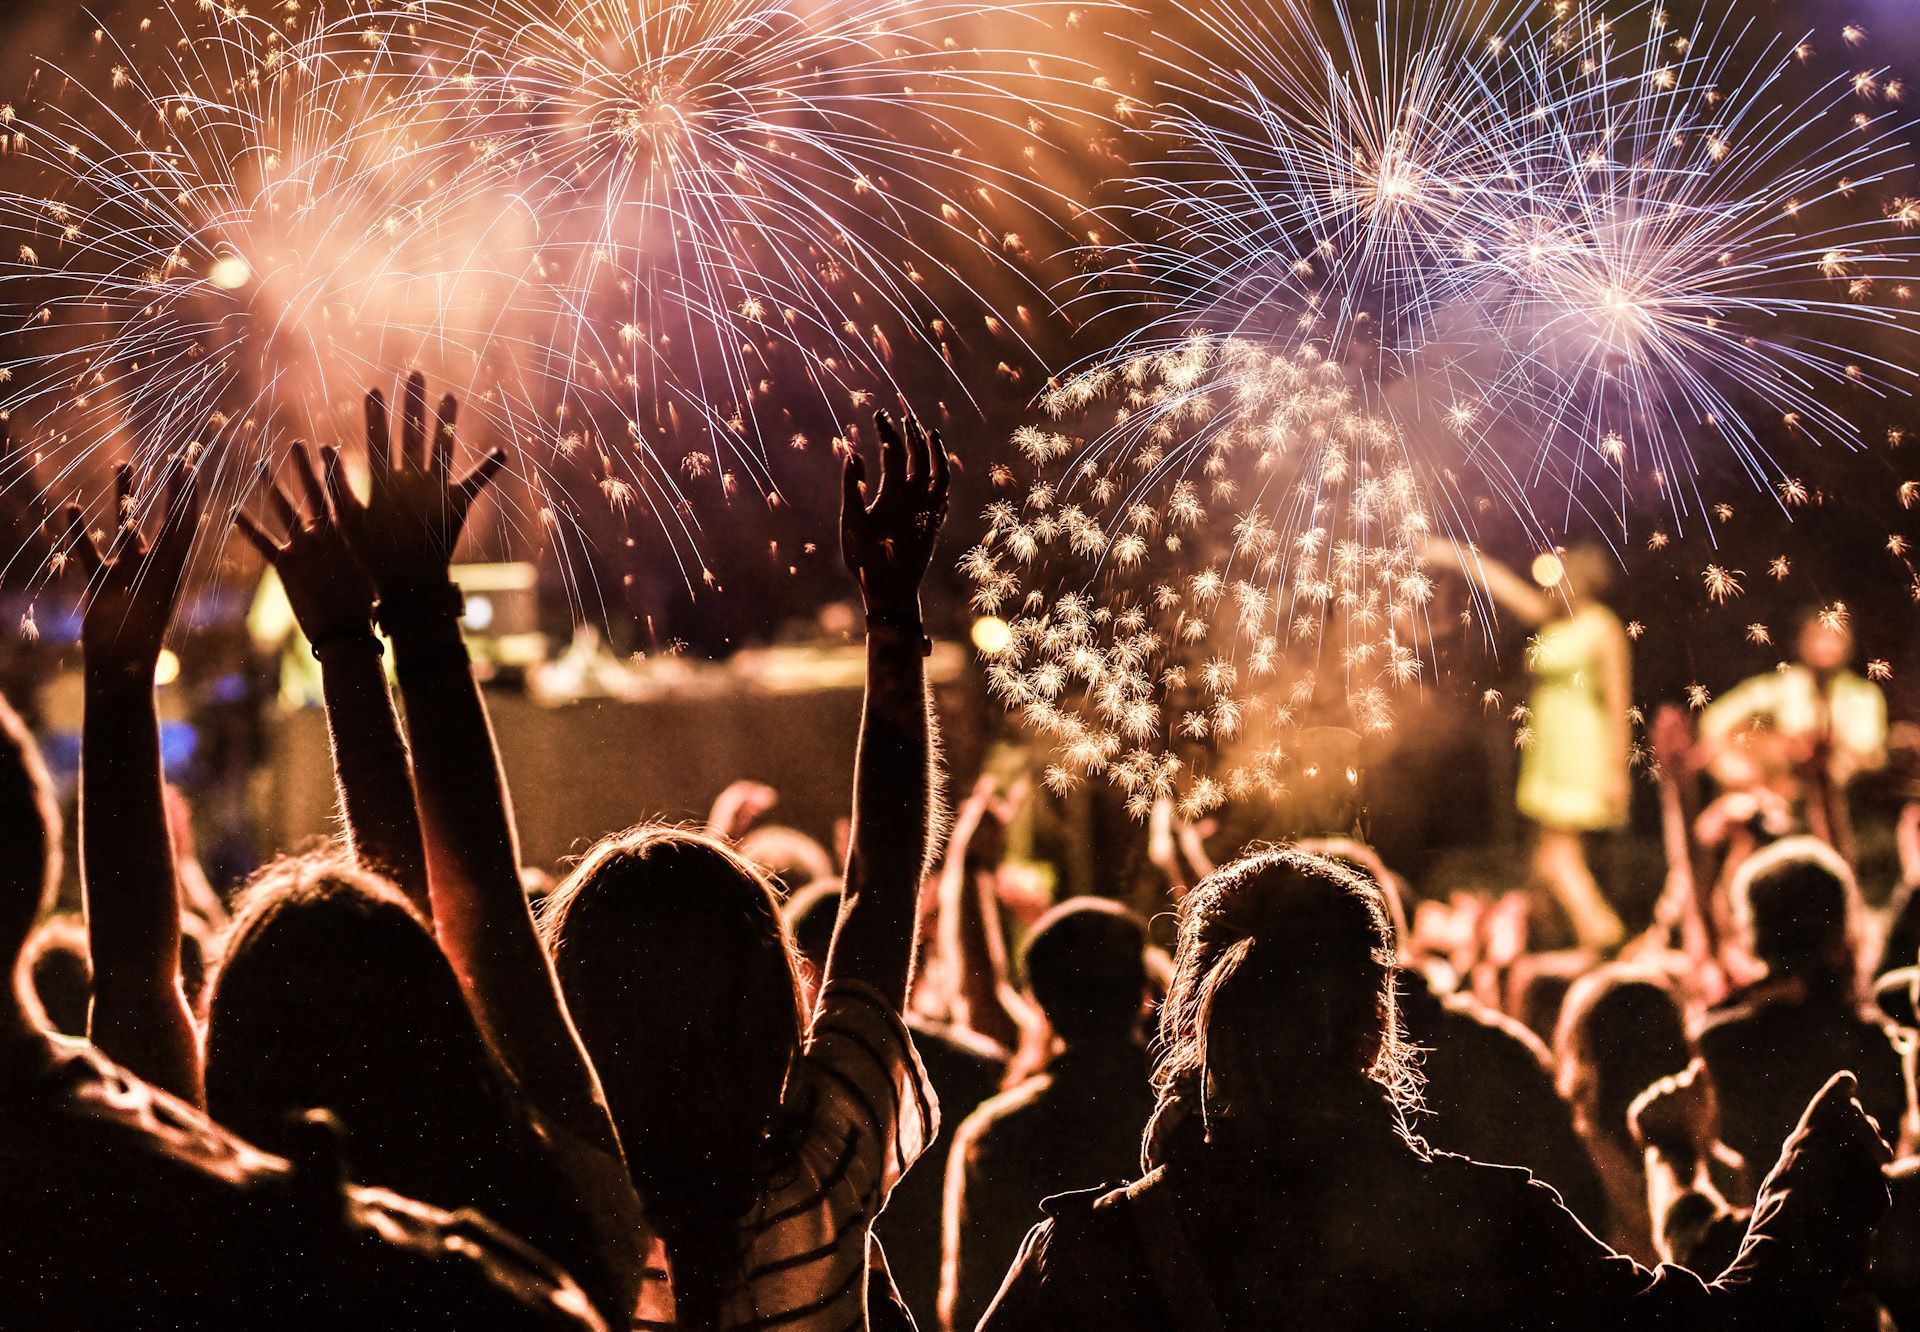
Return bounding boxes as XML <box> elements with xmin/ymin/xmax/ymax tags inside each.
<box><xmin>970</xmin><ymin>338</ymin><xmax>1435</xmax><ymax>817</ymax></box>
<box><xmin>1077</xmin><ymin>0</ymin><xmax>1920</xmax><ymax>531</ymax></box>
<box><xmin>0</xmin><ymin>0</ymin><xmax>1075</xmax><ymax>604</ymax></box>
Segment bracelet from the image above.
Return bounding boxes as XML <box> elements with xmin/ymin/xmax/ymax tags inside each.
<box><xmin>309</xmin><ymin>629</ymin><xmax>383</xmax><ymax>661</ymax></box>
<box><xmin>866</xmin><ymin>614</ymin><xmax>932</xmax><ymax>657</ymax></box>
<box><xmin>374</xmin><ymin>583</ymin><xmax>465</xmax><ymax>636</ymax></box>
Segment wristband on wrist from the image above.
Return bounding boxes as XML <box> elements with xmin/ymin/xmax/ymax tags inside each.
<box><xmin>309</xmin><ymin>628</ymin><xmax>384</xmax><ymax>660</ymax></box>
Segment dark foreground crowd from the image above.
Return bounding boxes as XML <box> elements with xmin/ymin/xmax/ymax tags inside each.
<box><xmin>2</xmin><ymin>376</ymin><xmax>1917</xmax><ymax>1330</ymax></box>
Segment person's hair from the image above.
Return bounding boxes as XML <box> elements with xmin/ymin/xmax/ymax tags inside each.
<box><xmin>1554</xmin><ymin>966</ymin><xmax>1692</xmax><ymax>1150</ymax></box>
<box><xmin>202</xmin><ymin>855</ymin><xmax>545</xmax><ymax>1216</ymax></box>
<box><xmin>1732</xmin><ymin>836</ymin><xmax>1861</xmax><ymax>992</ymax></box>
<box><xmin>1146</xmin><ymin>846</ymin><xmax>1418</xmax><ymax>1168</ymax></box>
<box><xmin>22</xmin><ymin>914</ymin><xmax>90</xmax><ymax>1037</ymax></box>
<box><xmin>0</xmin><ymin>691</ymin><xmax>60</xmax><ymax>981</ymax></box>
<box><xmin>1021</xmin><ymin>898</ymin><xmax>1147</xmax><ymax>1046</ymax></box>
<box><xmin>540</xmin><ymin>825</ymin><xmax>805</xmax><ymax>1330</ymax></box>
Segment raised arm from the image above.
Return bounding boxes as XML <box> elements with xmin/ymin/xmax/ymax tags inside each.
<box><xmin>822</xmin><ymin>409</ymin><xmax>950</xmax><ymax>1010</ymax></box>
<box><xmin>331</xmin><ymin>374</ymin><xmax>615</xmax><ymax>1153</ymax></box>
<box><xmin>1425</xmin><ymin>537</ymin><xmax>1555</xmax><ymax>628</ymax></box>
<box><xmin>74</xmin><ymin>459</ymin><xmax>202</xmax><ymax>1103</ymax></box>
<box><xmin>235</xmin><ymin>444</ymin><xmax>428</xmax><ymax>909</ymax></box>
<box><xmin>937</xmin><ymin>775</ymin><xmax>1032</xmax><ymax>1050</ymax></box>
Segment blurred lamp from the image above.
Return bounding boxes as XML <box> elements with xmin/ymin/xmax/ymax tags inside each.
<box><xmin>971</xmin><ymin>615</ymin><xmax>1012</xmax><ymax>656</ymax></box>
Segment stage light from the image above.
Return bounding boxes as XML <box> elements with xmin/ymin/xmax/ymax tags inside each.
<box><xmin>1530</xmin><ymin>552</ymin><xmax>1565</xmax><ymax>589</ymax></box>
<box><xmin>154</xmin><ymin>649</ymin><xmax>181</xmax><ymax>687</ymax></box>
<box><xmin>971</xmin><ymin>615</ymin><xmax>1012</xmax><ymax>656</ymax></box>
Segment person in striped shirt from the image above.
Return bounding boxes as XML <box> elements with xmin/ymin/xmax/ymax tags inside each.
<box><xmin>541</xmin><ymin>408</ymin><xmax>951</xmax><ymax>1330</ymax></box>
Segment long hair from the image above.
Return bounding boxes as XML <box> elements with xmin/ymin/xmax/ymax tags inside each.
<box><xmin>202</xmin><ymin>855</ymin><xmax>545</xmax><ymax>1215</ymax></box>
<box><xmin>1146</xmin><ymin>846</ymin><xmax>1419</xmax><ymax>1169</ymax></box>
<box><xmin>539</xmin><ymin>826</ymin><xmax>806</xmax><ymax>1330</ymax></box>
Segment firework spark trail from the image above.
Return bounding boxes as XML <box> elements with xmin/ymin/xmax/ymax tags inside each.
<box><xmin>1072</xmin><ymin>0</ymin><xmax>1920</xmax><ymax>537</ymax></box>
<box><xmin>327</xmin><ymin>0</ymin><xmax>1092</xmax><ymax>552</ymax></box>
<box><xmin>0</xmin><ymin>4</ymin><xmax>631</xmax><ymax>600</ymax></box>
<box><xmin>972</xmin><ymin>0</ymin><xmax>1920</xmax><ymax>810</ymax></box>
<box><xmin>0</xmin><ymin>0</ymin><xmax>1094</xmax><ymax>613</ymax></box>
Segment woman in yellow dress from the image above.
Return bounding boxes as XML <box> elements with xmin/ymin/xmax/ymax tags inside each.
<box><xmin>1432</xmin><ymin>541</ymin><xmax>1632</xmax><ymax>951</ymax></box>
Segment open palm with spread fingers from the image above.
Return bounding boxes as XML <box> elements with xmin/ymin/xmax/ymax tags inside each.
<box><xmin>841</xmin><ymin>408</ymin><xmax>951</xmax><ymax>619</ymax></box>
<box><xmin>330</xmin><ymin>370</ymin><xmax>507</xmax><ymax>613</ymax></box>
<box><xmin>71</xmin><ymin>458</ymin><xmax>200</xmax><ymax>671</ymax></box>
<box><xmin>235</xmin><ymin>444</ymin><xmax>375</xmax><ymax>648</ymax></box>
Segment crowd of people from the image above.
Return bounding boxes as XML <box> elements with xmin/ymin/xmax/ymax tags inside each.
<box><xmin>2</xmin><ymin>373</ymin><xmax>1917</xmax><ymax>1328</ymax></box>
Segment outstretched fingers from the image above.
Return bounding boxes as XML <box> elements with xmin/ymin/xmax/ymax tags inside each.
<box><xmin>322</xmin><ymin>445</ymin><xmax>364</xmax><ymax>523</ymax></box>
<box><xmin>928</xmin><ymin>425</ymin><xmax>951</xmax><ymax>507</ymax></box>
<box><xmin>453</xmin><ymin>446</ymin><xmax>508</xmax><ymax>505</ymax></box>
<box><xmin>873</xmin><ymin>409</ymin><xmax>904</xmax><ymax>506</ymax></box>
<box><xmin>401</xmin><ymin>371</ymin><xmax>429</xmax><ymax>472</ymax></box>
<box><xmin>432</xmin><ymin>394</ymin><xmax>458</xmax><ymax>482</ymax></box>
<box><xmin>64</xmin><ymin>504</ymin><xmax>105</xmax><ymax>578</ymax></box>
<box><xmin>366</xmin><ymin>390</ymin><xmax>392</xmax><ymax>478</ymax></box>
<box><xmin>290</xmin><ymin>443</ymin><xmax>329</xmax><ymax>520</ymax></box>
<box><xmin>234</xmin><ymin>507</ymin><xmax>284</xmax><ymax>563</ymax></box>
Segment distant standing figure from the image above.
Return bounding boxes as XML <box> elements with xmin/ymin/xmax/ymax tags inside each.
<box><xmin>1431</xmin><ymin>541</ymin><xmax>1631</xmax><ymax>952</ymax></box>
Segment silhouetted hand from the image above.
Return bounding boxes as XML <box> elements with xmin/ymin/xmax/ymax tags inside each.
<box><xmin>236</xmin><ymin>444</ymin><xmax>376</xmax><ymax>648</ymax></box>
<box><xmin>708</xmin><ymin>780</ymin><xmax>779</xmax><ymax>842</ymax></box>
<box><xmin>1630</xmin><ymin>1057</ymin><xmax>1721</xmax><ymax>1160</ymax></box>
<box><xmin>329</xmin><ymin>372</ymin><xmax>506</xmax><ymax>616</ymax></box>
<box><xmin>70</xmin><ymin>457</ymin><xmax>199</xmax><ymax>673</ymax></box>
<box><xmin>841</xmin><ymin>408</ymin><xmax>950</xmax><ymax>619</ymax></box>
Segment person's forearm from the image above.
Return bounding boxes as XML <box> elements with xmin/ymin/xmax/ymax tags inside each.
<box><xmin>386</xmin><ymin>605</ymin><xmax>615</xmax><ymax>1151</ymax></box>
<box><xmin>952</xmin><ymin>867</ymin><xmax>1022</xmax><ymax>1050</ymax></box>
<box><xmin>316</xmin><ymin>637</ymin><xmax>429</xmax><ymax>912</ymax></box>
<box><xmin>81</xmin><ymin>665</ymin><xmax>200</xmax><ymax>1103</ymax></box>
<box><xmin>832</xmin><ymin>630</ymin><xmax>938</xmax><ymax>1009</ymax></box>
<box><xmin>387</xmin><ymin>610</ymin><xmax>522</xmax><ymax>971</ymax></box>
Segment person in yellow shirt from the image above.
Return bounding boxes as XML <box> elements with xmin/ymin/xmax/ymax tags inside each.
<box><xmin>1430</xmin><ymin>541</ymin><xmax>1632</xmax><ymax>953</ymax></box>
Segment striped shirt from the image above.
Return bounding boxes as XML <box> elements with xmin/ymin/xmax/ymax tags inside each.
<box><xmin>635</xmin><ymin>980</ymin><xmax>938</xmax><ymax>1330</ymax></box>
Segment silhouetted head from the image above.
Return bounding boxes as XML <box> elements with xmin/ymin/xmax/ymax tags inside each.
<box><xmin>1149</xmin><ymin>847</ymin><xmax>1416</xmax><ymax>1164</ymax></box>
<box><xmin>540</xmin><ymin>825</ymin><xmax>804</xmax><ymax>1326</ymax></box>
<box><xmin>21</xmin><ymin>914</ymin><xmax>90</xmax><ymax>1037</ymax></box>
<box><xmin>1732</xmin><ymin>836</ymin><xmax>1860</xmax><ymax>991</ymax></box>
<box><xmin>0</xmin><ymin>692</ymin><xmax>59</xmax><ymax>1017</ymax></box>
<box><xmin>1554</xmin><ymin>967</ymin><xmax>1693</xmax><ymax>1149</ymax></box>
<box><xmin>1796</xmin><ymin>607</ymin><xmax>1853</xmax><ymax>673</ymax></box>
<box><xmin>1022</xmin><ymin>898</ymin><xmax>1147</xmax><ymax>1048</ymax></box>
<box><xmin>202</xmin><ymin>854</ymin><xmax>530</xmax><ymax>1209</ymax></box>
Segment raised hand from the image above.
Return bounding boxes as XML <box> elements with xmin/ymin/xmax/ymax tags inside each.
<box><xmin>71</xmin><ymin>457</ymin><xmax>200</xmax><ymax>673</ymax></box>
<box><xmin>329</xmin><ymin>371</ymin><xmax>506</xmax><ymax>616</ymax></box>
<box><xmin>841</xmin><ymin>408</ymin><xmax>950</xmax><ymax>620</ymax></box>
<box><xmin>1629</xmin><ymin>1057</ymin><xmax>1722</xmax><ymax>1162</ymax></box>
<box><xmin>235</xmin><ymin>444</ymin><xmax>376</xmax><ymax>650</ymax></box>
